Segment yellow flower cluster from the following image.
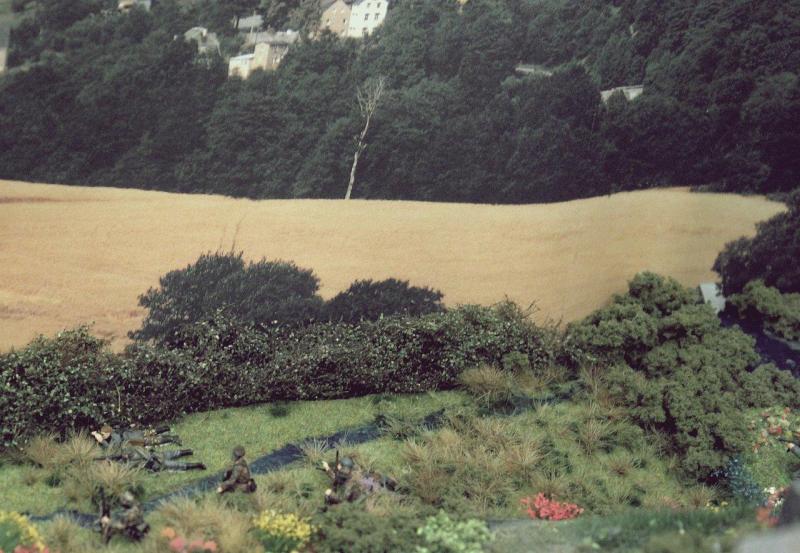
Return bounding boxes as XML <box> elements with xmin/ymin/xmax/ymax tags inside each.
<box><xmin>252</xmin><ymin>510</ymin><xmax>313</xmax><ymax>543</ymax></box>
<box><xmin>0</xmin><ymin>511</ymin><xmax>46</xmax><ymax>551</ymax></box>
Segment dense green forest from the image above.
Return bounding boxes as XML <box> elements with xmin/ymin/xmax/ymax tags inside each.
<box><xmin>1</xmin><ymin>0</ymin><xmax>798</xmax><ymax>202</ymax></box>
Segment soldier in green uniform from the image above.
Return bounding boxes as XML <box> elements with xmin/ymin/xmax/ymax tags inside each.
<box><xmin>321</xmin><ymin>454</ymin><xmax>397</xmax><ymax>505</ymax></box>
<box><xmin>100</xmin><ymin>445</ymin><xmax>205</xmax><ymax>472</ymax></box>
<box><xmin>98</xmin><ymin>491</ymin><xmax>150</xmax><ymax>544</ymax></box>
<box><xmin>217</xmin><ymin>445</ymin><xmax>257</xmax><ymax>494</ymax></box>
<box><xmin>92</xmin><ymin>424</ymin><xmax>181</xmax><ymax>449</ymax></box>
<box><xmin>787</xmin><ymin>441</ymin><xmax>800</xmax><ymax>459</ymax></box>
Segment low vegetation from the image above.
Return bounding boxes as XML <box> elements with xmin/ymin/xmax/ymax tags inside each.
<box><xmin>2</xmin><ymin>245</ymin><xmax>799</xmax><ymax>551</ymax></box>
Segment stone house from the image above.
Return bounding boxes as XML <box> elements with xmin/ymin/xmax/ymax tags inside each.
<box><xmin>320</xmin><ymin>0</ymin><xmax>352</xmax><ymax>36</ymax></box>
<box><xmin>184</xmin><ymin>27</ymin><xmax>221</xmax><ymax>56</ymax></box>
<box><xmin>319</xmin><ymin>0</ymin><xmax>388</xmax><ymax>38</ymax></box>
<box><xmin>346</xmin><ymin>0</ymin><xmax>388</xmax><ymax>38</ymax></box>
<box><xmin>228</xmin><ymin>53</ymin><xmax>255</xmax><ymax>79</ymax></box>
<box><xmin>228</xmin><ymin>30</ymin><xmax>299</xmax><ymax>78</ymax></box>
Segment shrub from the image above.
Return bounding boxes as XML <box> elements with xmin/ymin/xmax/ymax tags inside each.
<box><xmin>324</xmin><ymin>278</ymin><xmax>444</xmax><ymax>323</ymax></box>
<box><xmin>132</xmin><ymin>252</ymin><xmax>324</xmax><ymax>344</ymax></box>
<box><xmin>2</xmin><ymin>304</ymin><xmax>552</xmax><ymax>447</ymax></box>
<box><xmin>252</xmin><ymin>510</ymin><xmax>313</xmax><ymax>553</ymax></box>
<box><xmin>0</xmin><ymin>511</ymin><xmax>48</xmax><ymax>553</ymax></box>
<box><xmin>729</xmin><ymin>280</ymin><xmax>800</xmax><ymax>341</ymax></box>
<box><xmin>0</xmin><ymin>328</ymin><xmax>129</xmax><ymax>447</ymax></box>
<box><xmin>311</xmin><ymin>502</ymin><xmax>427</xmax><ymax>553</ymax></box>
<box><xmin>715</xmin><ymin>457</ymin><xmax>764</xmax><ymax>505</ymax></box>
<box><xmin>570</xmin><ymin>273</ymin><xmax>800</xmax><ymax>480</ymax></box>
<box><xmin>714</xmin><ymin>191</ymin><xmax>800</xmax><ymax>295</ymax></box>
<box><xmin>415</xmin><ymin>511</ymin><xmax>492</xmax><ymax>553</ymax></box>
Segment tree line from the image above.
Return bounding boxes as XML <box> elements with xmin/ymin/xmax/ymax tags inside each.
<box><xmin>1</xmin><ymin>0</ymin><xmax>798</xmax><ymax>203</ymax></box>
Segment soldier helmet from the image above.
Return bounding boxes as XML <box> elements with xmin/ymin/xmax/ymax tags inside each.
<box><xmin>119</xmin><ymin>491</ymin><xmax>136</xmax><ymax>507</ymax></box>
<box><xmin>338</xmin><ymin>457</ymin><xmax>355</xmax><ymax>470</ymax></box>
<box><xmin>232</xmin><ymin>445</ymin><xmax>246</xmax><ymax>459</ymax></box>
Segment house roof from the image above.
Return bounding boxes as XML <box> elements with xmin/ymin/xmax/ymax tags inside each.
<box><xmin>321</xmin><ymin>0</ymin><xmax>353</xmax><ymax>10</ymax></box>
<box><xmin>237</xmin><ymin>14</ymin><xmax>264</xmax><ymax>30</ymax></box>
<box><xmin>252</xmin><ymin>30</ymin><xmax>299</xmax><ymax>46</ymax></box>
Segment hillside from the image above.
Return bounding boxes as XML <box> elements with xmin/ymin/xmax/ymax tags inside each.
<box><xmin>0</xmin><ymin>180</ymin><xmax>785</xmax><ymax>351</ymax></box>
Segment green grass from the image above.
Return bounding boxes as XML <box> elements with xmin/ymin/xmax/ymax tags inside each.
<box><xmin>0</xmin><ymin>391</ymin><xmax>466</xmax><ymax>515</ymax></box>
<box><xmin>489</xmin><ymin>505</ymin><xmax>758</xmax><ymax>553</ymax></box>
<box><xmin>3</xmin><ymin>391</ymin><xmax>797</xmax><ymax>552</ymax></box>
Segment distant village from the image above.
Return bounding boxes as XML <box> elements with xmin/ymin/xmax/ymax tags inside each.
<box><xmin>163</xmin><ymin>0</ymin><xmax>388</xmax><ymax>79</ymax></box>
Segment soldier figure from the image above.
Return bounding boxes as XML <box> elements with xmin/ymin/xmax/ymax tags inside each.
<box><xmin>217</xmin><ymin>445</ymin><xmax>257</xmax><ymax>494</ymax></box>
<box><xmin>98</xmin><ymin>491</ymin><xmax>150</xmax><ymax>544</ymax></box>
<box><xmin>321</xmin><ymin>454</ymin><xmax>397</xmax><ymax>505</ymax></box>
<box><xmin>100</xmin><ymin>445</ymin><xmax>206</xmax><ymax>472</ymax></box>
<box><xmin>92</xmin><ymin>424</ymin><xmax>181</xmax><ymax>449</ymax></box>
<box><xmin>787</xmin><ymin>441</ymin><xmax>800</xmax><ymax>459</ymax></box>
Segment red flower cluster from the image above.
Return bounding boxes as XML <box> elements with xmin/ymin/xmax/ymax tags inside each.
<box><xmin>520</xmin><ymin>493</ymin><xmax>584</xmax><ymax>521</ymax></box>
<box><xmin>161</xmin><ymin>528</ymin><xmax>218</xmax><ymax>553</ymax></box>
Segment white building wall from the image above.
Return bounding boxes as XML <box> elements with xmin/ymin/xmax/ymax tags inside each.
<box><xmin>228</xmin><ymin>54</ymin><xmax>254</xmax><ymax>79</ymax></box>
<box><xmin>346</xmin><ymin>0</ymin><xmax>388</xmax><ymax>38</ymax></box>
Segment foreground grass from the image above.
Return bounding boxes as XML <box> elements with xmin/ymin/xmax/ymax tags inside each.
<box><xmin>4</xmin><ymin>391</ymin><xmax>795</xmax><ymax>552</ymax></box>
<box><xmin>1</xmin><ymin>391</ymin><xmax>466</xmax><ymax>515</ymax></box>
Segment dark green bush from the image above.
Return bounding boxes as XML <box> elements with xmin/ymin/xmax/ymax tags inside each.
<box><xmin>324</xmin><ymin>278</ymin><xmax>445</xmax><ymax>324</ymax></box>
<box><xmin>729</xmin><ymin>279</ymin><xmax>800</xmax><ymax>341</ymax></box>
<box><xmin>131</xmin><ymin>252</ymin><xmax>324</xmax><ymax>344</ymax></box>
<box><xmin>1</xmin><ymin>304</ymin><xmax>553</xmax><ymax>445</ymax></box>
<box><xmin>0</xmin><ymin>328</ymin><xmax>129</xmax><ymax>447</ymax></box>
<box><xmin>570</xmin><ymin>272</ymin><xmax>800</xmax><ymax>480</ymax></box>
<box><xmin>714</xmin><ymin>191</ymin><xmax>800</xmax><ymax>295</ymax></box>
<box><xmin>311</xmin><ymin>503</ymin><xmax>429</xmax><ymax>553</ymax></box>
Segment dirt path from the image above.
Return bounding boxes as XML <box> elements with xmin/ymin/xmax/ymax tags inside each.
<box><xmin>0</xmin><ymin>180</ymin><xmax>785</xmax><ymax>351</ymax></box>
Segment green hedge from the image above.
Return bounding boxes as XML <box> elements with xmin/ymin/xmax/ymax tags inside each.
<box><xmin>568</xmin><ymin>272</ymin><xmax>800</xmax><ymax>480</ymax></box>
<box><xmin>728</xmin><ymin>279</ymin><xmax>800</xmax><ymax>341</ymax></box>
<box><xmin>1</xmin><ymin>305</ymin><xmax>554</xmax><ymax>447</ymax></box>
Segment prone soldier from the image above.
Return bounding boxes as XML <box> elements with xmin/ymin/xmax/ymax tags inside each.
<box><xmin>92</xmin><ymin>424</ymin><xmax>181</xmax><ymax>449</ymax></box>
<box><xmin>99</xmin><ymin>445</ymin><xmax>205</xmax><ymax>472</ymax></box>
<box><xmin>97</xmin><ymin>491</ymin><xmax>149</xmax><ymax>544</ymax></box>
<box><xmin>217</xmin><ymin>445</ymin><xmax>257</xmax><ymax>494</ymax></box>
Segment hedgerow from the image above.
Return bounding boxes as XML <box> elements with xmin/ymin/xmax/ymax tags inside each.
<box><xmin>1</xmin><ymin>304</ymin><xmax>555</xmax><ymax>447</ymax></box>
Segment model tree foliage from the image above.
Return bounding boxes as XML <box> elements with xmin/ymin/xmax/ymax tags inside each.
<box><xmin>570</xmin><ymin>272</ymin><xmax>800</xmax><ymax>480</ymax></box>
<box><xmin>2</xmin><ymin>0</ymin><xmax>799</xmax><ymax>202</ymax></box>
<box><xmin>324</xmin><ymin>278</ymin><xmax>445</xmax><ymax>324</ymax></box>
<box><xmin>132</xmin><ymin>252</ymin><xmax>323</xmax><ymax>344</ymax></box>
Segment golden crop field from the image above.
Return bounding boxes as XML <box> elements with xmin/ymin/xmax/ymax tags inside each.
<box><xmin>0</xmin><ymin>179</ymin><xmax>785</xmax><ymax>352</ymax></box>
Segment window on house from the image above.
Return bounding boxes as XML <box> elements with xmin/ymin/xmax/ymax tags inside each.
<box><xmin>362</xmin><ymin>27</ymin><xmax>367</xmax><ymax>34</ymax></box>
<box><xmin>364</xmin><ymin>13</ymin><xmax>369</xmax><ymax>20</ymax></box>
<box><xmin>374</xmin><ymin>13</ymin><xmax>379</xmax><ymax>19</ymax></box>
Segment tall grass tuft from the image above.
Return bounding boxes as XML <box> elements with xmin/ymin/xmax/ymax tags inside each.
<box><xmin>156</xmin><ymin>496</ymin><xmax>263</xmax><ymax>553</ymax></box>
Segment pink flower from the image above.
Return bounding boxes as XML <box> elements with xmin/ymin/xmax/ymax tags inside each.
<box><xmin>169</xmin><ymin>536</ymin><xmax>187</xmax><ymax>552</ymax></box>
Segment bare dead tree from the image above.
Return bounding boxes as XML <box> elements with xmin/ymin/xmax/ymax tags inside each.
<box><xmin>345</xmin><ymin>76</ymin><xmax>386</xmax><ymax>200</ymax></box>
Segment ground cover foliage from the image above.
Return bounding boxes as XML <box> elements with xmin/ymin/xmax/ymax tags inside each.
<box><xmin>2</xmin><ymin>264</ymin><xmax>800</xmax><ymax>550</ymax></box>
<box><xmin>2</xmin><ymin>1</ymin><xmax>799</xmax><ymax>201</ymax></box>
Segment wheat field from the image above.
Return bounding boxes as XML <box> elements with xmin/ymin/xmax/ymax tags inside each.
<box><xmin>0</xmin><ymin>179</ymin><xmax>785</xmax><ymax>351</ymax></box>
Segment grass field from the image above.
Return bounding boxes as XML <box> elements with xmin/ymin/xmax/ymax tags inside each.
<box><xmin>0</xmin><ymin>179</ymin><xmax>785</xmax><ymax>351</ymax></box>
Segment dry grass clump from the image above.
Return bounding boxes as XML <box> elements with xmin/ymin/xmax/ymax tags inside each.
<box><xmin>22</xmin><ymin>434</ymin><xmax>62</xmax><ymax>470</ymax></box>
<box><xmin>401</xmin><ymin>414</ymin><xmax>543</xmax><ymax>514</ymax></box>
<box><xmin>299</xmin><ymin>439</ymin><xmax>330</xmax><ymax>469</ymax></box>
<box><xmin>154</xmin><ymin>496</ymin><xmax>264</xmax><ymax>553</ymax></box>
<box><xmin>62</xmin><ymin>460</ymin><xmax>142</xmax><ymax>506</ymax></box>
<box><xmin>459</xmin><ymin>365</ymin><xmax>517</xmax><ymax>408</ymax></box>
<box><xmin>43</xmin><ymin>515</ymin><xmax>103</xmax><ymax>553</ymax></box>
